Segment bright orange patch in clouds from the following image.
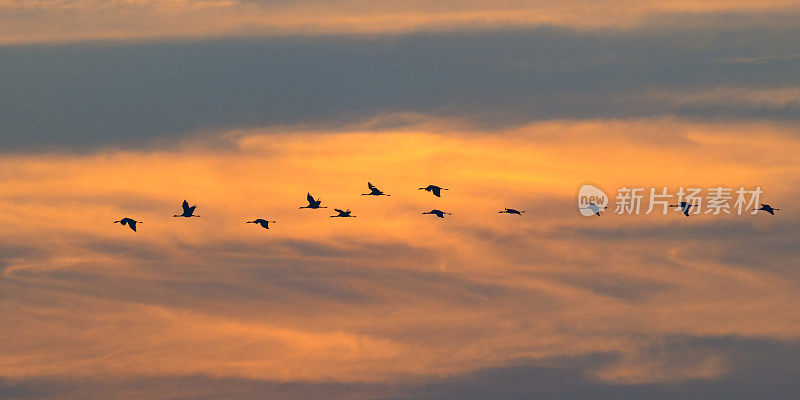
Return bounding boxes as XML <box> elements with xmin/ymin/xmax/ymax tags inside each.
<box><xmin>1</xmin><ymin>118</ymin><xmax>799</xmax><ymax>384</ymax></box>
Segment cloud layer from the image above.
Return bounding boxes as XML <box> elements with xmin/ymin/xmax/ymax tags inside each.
<box><xmin>3</xmin><ymin>0</ymin><xmax>799</xmax><ymax>44</ymax></box>
<box><xmin>3</xmin><ymin>22</ymin><xmax>800</xmax><ymax>151</ymax></box>
<box><xmin>3</xmin><ymin>3</ymin><xmax>800</xmax><ymax>398</ymax></box>
<box><xmin>1</xmin><ymin>121</ymin><xmax>799</xmax><ymax>398</ymax></box>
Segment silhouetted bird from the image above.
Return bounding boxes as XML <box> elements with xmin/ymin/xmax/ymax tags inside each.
<box><xmin>756</xmin><ymin>204</ymin><xmax>780</xmax><ymax>215</ymax></box>
<box><xmin>331</xmin><ymin>209</ymin><xmax>356</xmax><ymax>218</ymax></box>
<box><xmin>422</xmin><ymin>209</ymin><xmax>452</xmax><ymax>218</ymax></box>
<box><xmin>114</xmin><ymin>217</ymin><xmax>141</xmax><ymax>232</ymax></box>
<box><xmin>362</xmin><ymin>182</ymin><xmax>390</xmax><ymax>196</ymax></box>
<box><xmin>498</xmin><ymin>207</ymin><xmax>525</xmax><ymax>215</ymax></box>
<box><xmin>418</xmin><ymin>185</ymin><xmax>448</xmax><ymax>197</ymax></box>
<box><xmin>580</xmin><ymin>203</ymin><xmax>606</xmax><ymax>217</ymax></box>
<box><xmin>669</xmin><ymin>201</ymin><xmax>693</xmax><ymax>217</ymax></box>
<box><xmin>300</xmin><ymin>193</ymin><xmax>327</xmax><ymax>209</ymax></box>
<box><xmin>173</xmin><ymin>200</ymin><xmax>200</xmax><ymax>217</ymax></box>
<box><xmin>247</xmin><ymin>219</ymin><xmax>276</xmax><ymax>229</ymax></box>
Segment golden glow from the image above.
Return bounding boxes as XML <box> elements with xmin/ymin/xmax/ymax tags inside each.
<box><xmin>1</xmin><ymin>118</ymin><xmax>799</xmax><ymax>384</ymax></box>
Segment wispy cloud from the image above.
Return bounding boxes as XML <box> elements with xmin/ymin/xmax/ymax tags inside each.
<box><xmin>2</xmin><ymin>0</ymin><xmax>799</xmax><ymax>44</ymax></box>
<box><xmin>3</xmin><ymin>2</ymin><xmax>800</xmax><ymax>397</ymax></box>
<box><xmin>3</xmin><ymin>23</ymin><xmax>800</xmax><ymax>151</ymax></box>
<box><xmin>1</xmin><ymin>122</ymin><xmax>798</xmax><ymax>394</ymax></box>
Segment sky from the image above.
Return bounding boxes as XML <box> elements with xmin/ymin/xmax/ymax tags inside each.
<box><xmin>1</xmin><ymin>1</ymin><xmax>800</xmax><ymax>399</ymax></box>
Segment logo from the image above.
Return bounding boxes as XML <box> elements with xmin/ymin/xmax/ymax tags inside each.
<box><xmin>578</xmin><ymin>184</ymin><xmax>608</xmax><ymax>217</ymax></box>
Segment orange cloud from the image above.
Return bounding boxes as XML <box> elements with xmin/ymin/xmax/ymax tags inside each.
<box><xmin>1</xmin><ymin>118</ymin><xmax>799</xmax><ymax>385</ymax></box>
<box><xmin>1</xmin><ymin>0</ymin><xmax>798</xmax><ymax>44</ymax></box>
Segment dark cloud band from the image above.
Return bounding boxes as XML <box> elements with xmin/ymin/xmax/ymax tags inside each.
<box><xmin>1</xmin><ymin>18</ymin><xmax>799</xmax><ymax>151</ymax></box>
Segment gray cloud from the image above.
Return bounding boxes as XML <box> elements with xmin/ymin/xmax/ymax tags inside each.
<box><xmin>396</xmin><ymin>336</ymin><xmax>800</xmax><ymax>400</ymax></box>
<box><xmin>2</xmin><ymin>16</ymin><xmax>800</xmax><ymax>151</ymax></box>
<box><xmin>2</xmin><ymin>336</ymin><xmax>797</xmax><ymax>400</ymax></box>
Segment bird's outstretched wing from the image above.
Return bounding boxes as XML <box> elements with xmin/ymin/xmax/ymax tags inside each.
<box><xmin>307</xmin><ymin>193</ymin><xmax>315</xmax><ymax>204</ymax></box>
<box><xmin>368</xmin><ymin>182</ymin><xmax>376</xmax><ymax>190</ymax></box>
<box><xmin>129</xmin><ymin>221</ymin><xmax>137</xmax><ymax>231</ymax></box>
<box><xmin>182</xmin><ymin>200</ymin><xmax>190</xmax><ymax>212</ymax></box>
<box><xmin>334</xmin><ymin>209</ymin><xmax>345</xmax><ymax>213</ymax></box>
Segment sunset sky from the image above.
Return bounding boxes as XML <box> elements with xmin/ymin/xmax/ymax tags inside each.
<box><xmin>2</xmin><ymin>1</ymin><xmax>800</xmax><ymax>399</ymax></box>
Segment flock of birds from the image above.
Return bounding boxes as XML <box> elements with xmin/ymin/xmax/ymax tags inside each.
<box><xmin>113</xmin><ymin>182</ymin><xmax>780</xmax><ymax>232</ymax></box>
<box><xmin>579</xmin><ymin>201</ymin><xmax>781</xmax><ymax>217</ymax></box>
<box><xmin>114</xmin><ymin>182</ymin><xmax>528</xmax><ymax>232</ymax></box>
<box><xmin>669</xmin><ymin>201</ymin><xmax>780</xmax><ymax>217</ymax></box>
